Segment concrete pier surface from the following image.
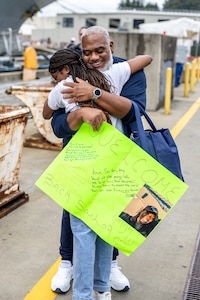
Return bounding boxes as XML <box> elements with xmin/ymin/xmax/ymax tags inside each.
<box><xmin>0</xmin><ymin>78</ymin><xmax>200</xmax><ymax>300</ymax></box>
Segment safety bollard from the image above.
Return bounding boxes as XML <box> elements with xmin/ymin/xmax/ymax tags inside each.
<box><xmin>190</xmin><ymin>59</ymin><xmax>196</xmax><ymax>92</ymax></box>
<box><xmin>184</xmin><ymin>62</ymin><xmax>190</xmax><ymax>97</ymax></box>
<box><xmin>194</xmin><ymin>58</ymin><xmax>197</xmax><ymax>84</ymax></box>
<box><xmin>164</xmin><ymin>67</ymin><xmax>172</xmax><ymax>115</ymax></box>
<box><xmin>197</xmin><ymin>57</ymin><xmax>200</xmax><ymax>80</ymax></box>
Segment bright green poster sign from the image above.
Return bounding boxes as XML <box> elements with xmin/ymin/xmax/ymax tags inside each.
<box><xmin>36</xmin><ymin>122</ymin><xmax>188</xmax><ymax>255</ymax></box>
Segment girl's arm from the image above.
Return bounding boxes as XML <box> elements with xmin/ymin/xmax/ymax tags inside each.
<box><xmin>42</xmin><ymin>98</ymin><xmax>55</xmax><ymax>119</ymax></box>
<box><xmin>43</xmin><ymin>83</ymin><xmax>65</xmax><ymax>119</ymax></box>
<box><xmin>128</xmin><ymin>55</ymin><xmax>152</xmax><ymax>74</ymax></box>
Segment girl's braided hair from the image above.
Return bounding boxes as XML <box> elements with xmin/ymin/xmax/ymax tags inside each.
<box><xmin>49</xmin><ymin>48</ymin><xmax>111</xmax><ymax>88</ymax></box>
<box><xmin>49</xmin><ymin>48</ymin><xmax>112</xmax><ymax>123</ymax></box>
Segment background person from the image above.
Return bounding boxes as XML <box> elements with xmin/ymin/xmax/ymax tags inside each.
<box><xmin>68</xmin><ymin>26</ymin><xmax>88</xmax><ymax>55</ymax></box>
<box><xmin>67</xmin><ymin>37</ymin><xmax>76</xmax><ymax>49</ymax></box>
<box><xmin>22</xmin><ymin>41</ymin><xmax>38</xmax><ymax>81</ymax></box>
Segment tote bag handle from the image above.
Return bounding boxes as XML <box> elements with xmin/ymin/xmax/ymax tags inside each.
<box><xmin>130</xmin><ymin>102</ymin><xmax>157</xmax><ymax>152</ymax></box>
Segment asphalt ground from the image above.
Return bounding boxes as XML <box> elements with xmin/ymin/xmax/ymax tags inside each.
<box><xmin>0</xmin><ymin>79</ymin><xmax>200</xmax><ymax>300</ymax></box>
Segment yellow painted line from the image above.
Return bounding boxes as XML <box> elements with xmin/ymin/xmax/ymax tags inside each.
<box><xmin>171</xmin><ymin>97</ymin><xmax>200</xmax><ymax>139</ymax></box>
<box><xmin>23</xmin><ymin>257</ymin><xmax>61</xmax><ymax>300</ymax></box>
<box><xmin>24</xmin><ymin>97</ymin><xmax>200</xmax><ymax>300</ymax></box>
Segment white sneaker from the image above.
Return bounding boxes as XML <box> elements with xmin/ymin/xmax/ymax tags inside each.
<box><xmin>110</xmin><ymin>260</ymin><xmax>130</xmax><ymax>292</ymax></box>
<box><xmin>94</xmin><ymin>291</ymin><xmax>112</xmax><ymax>300</ymax></box>
<box><xmin>51</xmin><ymin>260</ymin><xmax>73</xmax><ymax>293</ymax></box>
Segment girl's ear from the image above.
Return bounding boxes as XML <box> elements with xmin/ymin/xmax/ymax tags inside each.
<box><xmin>63</xmin><ymin>65</ymin><xmax>70</xmax><ymax>74</ymax></box>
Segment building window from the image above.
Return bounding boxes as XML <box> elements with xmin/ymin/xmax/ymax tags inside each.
<box><xmin>109</xmin><ymin>18</ymin><xmax>120</xmax><ymax>28</ymax></box>
<box><xmin>63</xmin><ymin>17</ymin><xmax>74</xmax><ymax>28</ymax></box>
<box><xmin>86</xmin><ymin>18</ymin><xmax>96</xmax><ymax>27</ymax></box>
<box><xmin>158</xmin><ymin>19</ymin><xmax>170</xmax><ymax>22</ymax></box>
<box><xmin>133</xmin><ymin>19</ymin><xmax>144</xmax><ymax>29</ymax></box>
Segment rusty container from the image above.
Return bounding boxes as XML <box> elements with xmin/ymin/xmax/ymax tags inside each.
<box><xmin>0</xmin><ymin>105</ymin><xmax>30</xmax><ymax>216</ymax></box>
<box><xmin>9</xmin><ymin>85</ymin><xmax>62</xmax><ymax>148</ymax></box>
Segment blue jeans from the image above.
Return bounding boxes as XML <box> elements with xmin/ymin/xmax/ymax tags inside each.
<box><xmin>60</xmin><ymin>209</ymin><xmax>118</xmax><ymax>262</ymax></box>
<box><xmin>70</xmin><ymin>214</ymin><xmax>113</xmax><ymax>300</ymax></box>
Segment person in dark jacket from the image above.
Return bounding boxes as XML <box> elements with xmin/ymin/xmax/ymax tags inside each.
<box><xmin>68</xmin><ymin>26</ymin><xmax>88</xmax><ymax>56</ymax></box>
<box><xmin>67</xmin><ymin>37</ymin><xmax>76</xmax><ymax>49</ymax></box>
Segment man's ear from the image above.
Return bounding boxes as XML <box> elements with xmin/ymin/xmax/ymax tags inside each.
<box><xmin>110</xmin><ymin>40</ymin><xmax>114</xmax><ymax>54</ymax></box>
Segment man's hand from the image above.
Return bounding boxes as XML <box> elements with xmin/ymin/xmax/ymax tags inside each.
<box><xmin>61</xmin><ymin>77</ymin><xmax>94</xmax><ymax>103</ymax></box>
<box><xmin>67</xmin><ymin>107</ymin><xmax>107</xmax><ymax>131</ymax></box>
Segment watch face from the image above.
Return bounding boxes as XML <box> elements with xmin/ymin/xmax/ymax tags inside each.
<box><xmin>95</xmin><ymin>89</ymin><xmax>101</xmax><ymax>96</ymax></box>
<box><xmin>92</xmin><ymin>88</ymin><xmax>102</xmax><ymax>101</ymax></box>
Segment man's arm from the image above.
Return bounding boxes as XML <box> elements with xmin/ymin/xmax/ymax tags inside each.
<box><xmin>51</xmin><ymin>108</ymin><xmax>75</xmax><ymax>139</ymax></box>
<box><xmin>62</xmin><ymin>68</ymin><xmax>146</xmax><ymax>123</ymax></box>
<box><xmin>127</xmin><ymin>55</ymin><xmax>152</xmax><ymax>74</ymax></box>
<box><xmin>61</xmin><ymin>78</ymin><xmax>132</xmax><ymax>118</ymax></box>
<box><xmin>121</xmin><ymin>69</ymin><xmax>147</xmax><ymax>124</ymax></box>
<box><xmin>113</xmin><ymin>55</ymin><xmax>146</xmax><ymax>109</ymax></box>
<box><xmin>51</xmin><ymin>70</ymin><xmax>146</xmax><ymax>138</ymax></box>
<box><xmin>61</xmin><ymin>57</ymin><xmax>148</xmax><ymax>118</ymax></box>
<box><xmin>51</xmin><ymin>65</ymin><xmax>146</xmax><ymax>139</ymax></box>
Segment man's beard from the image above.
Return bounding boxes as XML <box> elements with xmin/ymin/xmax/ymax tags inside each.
<box><xmin>99</xmin><ymin>50</ymin><xmax>113</xmax><ymax>72</ymax></box>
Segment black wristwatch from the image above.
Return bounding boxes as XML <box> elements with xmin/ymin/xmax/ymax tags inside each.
<box><xmin>92</xmin><ymin>88</ymin><xmax>102</xmax><ymax>101</ymax></box>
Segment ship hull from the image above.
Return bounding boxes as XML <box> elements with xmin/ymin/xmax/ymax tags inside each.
<box><xmin>0</xmin><ymin>0</ymin><xmax>55</xmax><ymax>55</ymax></box>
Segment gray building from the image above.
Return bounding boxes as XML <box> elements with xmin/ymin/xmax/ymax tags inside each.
<box><xmin>28</xmin><ymin>10</ymin><xmax>200</xmax><ymax>46</ymax></box>
<box><xmin>19</xmin><ymin>10</ymin><xmax>200</xmax><ymax>110</ymax></box>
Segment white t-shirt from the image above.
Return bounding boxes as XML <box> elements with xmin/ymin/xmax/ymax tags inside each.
<box><xmin>103</xmin><ymin>61</ymin><xmax>130</xmax><ymax>131</ymax></box>
<box><xmin>48</xmin><ymin>61</ymin><xmax>131</xmax><ymax>132</ymax></box>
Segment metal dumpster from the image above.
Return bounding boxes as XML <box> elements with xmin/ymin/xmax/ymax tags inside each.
<box><xmin>0</xmin><ymin>105</ymin><xmax>30</xmax><ymax>218</ymax></box>
<box><xmin>7</xmin><ymin>85</ymin><xmax>62</xmax><ymax>150</ymax></box>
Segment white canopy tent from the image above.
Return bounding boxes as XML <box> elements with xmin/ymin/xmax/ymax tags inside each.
<box><xmin>139</xmin><ymin>17</ymin><xmax>200</xmax><ymax>38</ymax></box>
<box><xmin>18</xmin><ymin>24</ymin><xmax>36</xmax><ymax>36</ymax></box>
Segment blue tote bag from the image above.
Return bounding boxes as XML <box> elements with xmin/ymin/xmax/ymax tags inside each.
<box><xmin>130</xmin><ymin>102</ymin><xmax>184</xmax><ymax>181</ymax></box>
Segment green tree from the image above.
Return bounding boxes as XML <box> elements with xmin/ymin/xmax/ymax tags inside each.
<box><xmin>118</xmin><ymin>0</ymin><xmax>159</xmax><ymax>10</ymax></box>
<box><xmin>163</xmin><ymin>0</ymin><xmax>200</xmax><ymax>10</ymax></box>
<box><xmin>118</xmin><ymin>0</ymin><xmax>144</xmax><ymax>9</ymax></box>
<box><xmin>145</xmin><ymin>2</ymin><xmax>160</xmax><ymax>10</ymax></box>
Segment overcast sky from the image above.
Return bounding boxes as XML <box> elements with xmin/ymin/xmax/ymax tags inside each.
<box><xmin>38</xmin><ymin>0</ymin><xmax>165</xmax><ymax>16</ymax></box>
